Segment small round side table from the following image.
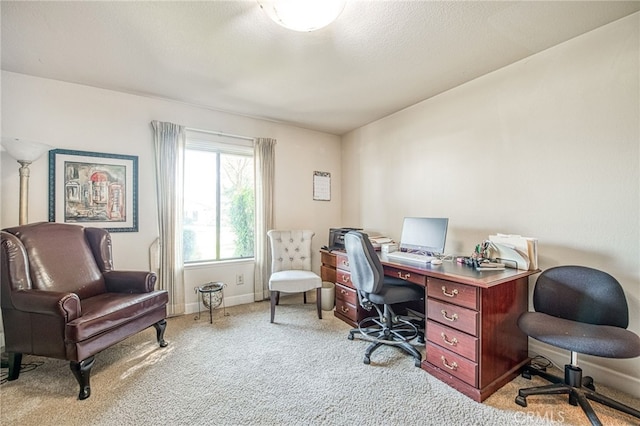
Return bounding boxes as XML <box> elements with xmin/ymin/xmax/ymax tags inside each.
<box><xmin>195</xmin><ymin>282</ymin><xmax>226</xmax><ymax>324</ymax></box>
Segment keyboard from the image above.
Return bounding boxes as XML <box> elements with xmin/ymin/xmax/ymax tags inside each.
<box><xmin>385</xmin><ymin>251</ymin><xmax>435</xmax><ymax>265</ymax></box>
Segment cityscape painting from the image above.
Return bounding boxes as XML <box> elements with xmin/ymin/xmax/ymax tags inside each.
<box><xmin>49</xmin><ymin>149</ymin><xmax>138</xmax><ymax>232</ymax></box>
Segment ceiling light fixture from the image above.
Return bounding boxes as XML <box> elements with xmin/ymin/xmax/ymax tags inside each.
<box><xmin>257</xmin><ymin>0</ymin><xmax>347</xmax><ymax>32</ymax></box>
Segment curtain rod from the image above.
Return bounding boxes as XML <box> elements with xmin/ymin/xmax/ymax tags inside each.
<box><xmin>185</xmin><ymin>127</ymin><xmax>255</xmax><ymax>142</ymax></box>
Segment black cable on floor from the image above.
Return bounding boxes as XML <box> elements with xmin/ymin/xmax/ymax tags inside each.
<box><xmin>529</xmin><ymin>354</ymin><xmax>553</xmax><ymax>371</ymax></box>
<box><xmin>0</xmin><ymin>361</ymin><xmax>45</xmax><ymax>385</ymax></box>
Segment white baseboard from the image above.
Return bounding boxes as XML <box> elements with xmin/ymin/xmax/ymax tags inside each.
<box><xmin>529</xmin><ymin>341</ymin><xmax>640</xmax><ymax>398</ymax></box>
<box><xmin>185</xmin><ymin>293</ymin><xmax>256</xmax><ymax>315</ymax></box>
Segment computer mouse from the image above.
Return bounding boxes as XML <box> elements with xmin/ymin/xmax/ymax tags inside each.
<box><xmin>431</xmin><ymin>258</ymin><xmax>443</xmax><ymax>265</ymax></box>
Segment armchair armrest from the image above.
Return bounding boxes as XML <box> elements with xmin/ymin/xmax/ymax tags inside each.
<box><xmin>11</xmin><ymin>289</ymin><xmax>81</xmax><ymax>322</ymax></box>
<box><xmin>104</xmin><ymin>270</ymin><xmax>157</xmax><ymax>293</ymax></box>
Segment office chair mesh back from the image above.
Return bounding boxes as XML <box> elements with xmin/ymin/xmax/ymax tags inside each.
<box><xmin>533</xmin><ymin>266</ymin><xmax>628</xmax><ymax>328</ymax></box>
<box><xmin>344</xmin><ymin>231</ymin><xmax>424</xmax><ymax>367</ymax></box>
<box><xmin>344</xmin><ymin>231</ymin><xmax>384</xmax><ymax>296</ymax></box>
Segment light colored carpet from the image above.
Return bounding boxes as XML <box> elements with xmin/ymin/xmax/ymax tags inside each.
<box><xmin>1</xmin><ymin>298</ymin><xmax>638</xmax><ymax>425</ymax></box>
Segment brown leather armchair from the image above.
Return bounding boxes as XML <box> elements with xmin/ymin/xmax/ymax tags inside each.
<box><xmin>1</xmin><ymin>222</ymin><xmax>169</xmax><ymax>400</ymax></box>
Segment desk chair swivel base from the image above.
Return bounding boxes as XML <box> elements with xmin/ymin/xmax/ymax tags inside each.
<box><xmin>348</xmin><ymin>304</ymin><xmax>422</xmax><ymax>368</ymax></box>
<box><xmin>515</xmin><ymin>353</ymin><xmax>640</xmax><ymax>426</ymax></box>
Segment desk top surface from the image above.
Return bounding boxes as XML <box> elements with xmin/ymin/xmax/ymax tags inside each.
<box><xmin>322</xmin><ymin>249</ymin><xmax>539</xmax><ymax>288</ymax></box>
<box><xmin>381</xmin><ymin>255</ymin><xmax>539</xmax><ymax>288</ymax></box>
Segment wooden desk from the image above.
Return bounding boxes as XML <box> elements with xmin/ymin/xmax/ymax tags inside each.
<box><xmin>320</xmin><ymin>249</ymin><xmax>539</xmax><ymax>402</ymax></box>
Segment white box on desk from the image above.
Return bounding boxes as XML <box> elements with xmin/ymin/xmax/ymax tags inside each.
<box><xmin>381</xmin><ymin>243</ymin><xmax>398</xmax><ymax>254</ymax></box>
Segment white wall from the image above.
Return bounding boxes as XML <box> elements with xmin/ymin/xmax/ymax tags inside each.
<box><xmin>0</xmin><ymin>72</ymin><xmax>342</xmax><ymax>317</ymax></box>
<box><xmin>341</xmin><ymin>14</ymin><xmax>640</xmax><ymax>397</ymax></box>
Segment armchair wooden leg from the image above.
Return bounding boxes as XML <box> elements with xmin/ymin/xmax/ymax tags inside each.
<box><xmin>153</xmin><ymin>319</ymin><xmax>169</xmax><ymax>347</ymax></box>
<box><xmin>70</xmin><ymin>356</ymin><xmax>95</xmax><ymax>400</ymax></box>
<box><xmin>316</xmin><ymin>287</ymin><xmax>322</xmax><ymax>319</ymax></box>
<box><xmin>7</xmin><ymin>352</ymin><xmax>22</xmax><ymax>381</ymax></box>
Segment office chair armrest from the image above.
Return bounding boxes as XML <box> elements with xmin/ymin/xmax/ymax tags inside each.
<box><xmin>356</xmin><ymin>290</ymin><xmax>374</xmax><ymax>311</ymax></box>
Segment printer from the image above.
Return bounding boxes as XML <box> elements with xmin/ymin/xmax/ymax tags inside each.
<box><xmin>327</xmin><ymin>228</ymin><xmax>362</xmax><ymax>251</ymax></box>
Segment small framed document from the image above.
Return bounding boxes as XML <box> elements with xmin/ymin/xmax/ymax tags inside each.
<box><xmin>313</xmin><ymin>171</ymin><xmax>331</xmax><ymax>201</ymax></box>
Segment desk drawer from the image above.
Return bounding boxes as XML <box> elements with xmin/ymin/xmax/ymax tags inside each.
<box><xmin>336</xmin><ymin>269</ymin><xmax>352</xmax><ymax>288</ymax></box>
<box><xmin>335</xmin><ymin>298</ymin><xmax>357</xmax><ymax>321</ymax></box>
<box><xmin>427</xmin><ymin>278</ymin><xmax>478</xmax><ymax>310</ymax></box>
<box><xmin>321</xmin><ymin>251</ymin><xmax>336</xmax><ymax>268</ymax></box>
<box><xmin>336</xmin><ymin>252</ymin><xmax>350</xmax><ymax>271</ymax></box>
<box><xmin>335</xmin><ymin>283</ymin><xmax>357</xmax><ymax>306</ymax></box>
<box><xmin>384</xmin><ymin>266</ymin><xmax>426</xmax><ymax>286</ymax></box>
<box><xmin>321</xmin><ymin>265</ymin><xmax>336</xmax><ymax>283</ymax></box>
<box><xmin>427</xmin><ymin>298</ymin><xmax>478</xmax><ymax>336</ymax></box>
<box><xmin>427</xmin><ymin>342</ymin><xmax>478</xmax><ymax>387</ymax></box>
<box><xmin>427</xmin><ymin>320</ymin><xmax>478</xmax><ymax>362</ymax></box>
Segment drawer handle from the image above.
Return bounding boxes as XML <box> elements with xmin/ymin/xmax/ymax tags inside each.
<box><xmin>340</xmin><ymin>289</ymin><xmax>349</xmax><ymax>295</ymax></box>
<box><xmin>440</xmin><ymin>332</ymin><xmax>458</xmax><ymax>346</ymax></box>
<box><xmin>397</xmin><ymin>272</ymin><xmax>411</xmax><ymax>280</ymax></box>
<box><xmin>341</xmin><ymin>306</ymin><xmax>350</xmax><ymax>313</ymax></box>
<box><xmin>440</xmin><ymin>356</ymin><xmax>458</xmax><ymax>371</ymax></box>
<box><xmin>343</xmin><ymin>275</ymin><xmax>350</xmax><ymax>283</ymax></box>
<box><xmin>441</xmin><ymin>286</ymin><xmax>459</xmax><ymax>298</ymax></box>
<box><xmin>440</xmin><ymin>310</ymin><xmax>458</xmax><ymax>322</ymax></box>
<box><xmin>341</xmin><ymin>260</ymin><xmax>349</xmax><ymax>268</ymax></box>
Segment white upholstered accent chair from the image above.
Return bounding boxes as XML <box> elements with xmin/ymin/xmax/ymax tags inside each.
<box><xmin>267</xmin><ymin>230</ymin><xmax>322</xmax><ymax>323</ymax></box>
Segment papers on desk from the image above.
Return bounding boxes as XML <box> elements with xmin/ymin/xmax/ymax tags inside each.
<box><xmin>488</xmin><ymin>234</ymin><xmax>538</xmax><ymax>271</ymax></box>
<box><xmin>370</xmin><ymin>237</ymin><xmax>393</xmax><ymax>244</ymax></box>
<box><xmin>368</xmin><ymin>236</ymin><xmax>394</xmax><ymax>250</ymax></box>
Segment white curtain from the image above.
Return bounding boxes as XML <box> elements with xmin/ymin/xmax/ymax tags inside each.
<box><xmin>254</xmin><ymin>138</ymin><xmax>276</xmax><ymax>301</ymax></box>
<box><xmin>151</xmin><ymin>120</ymin><xmax>186</xmax><ymax>316</ymax></box>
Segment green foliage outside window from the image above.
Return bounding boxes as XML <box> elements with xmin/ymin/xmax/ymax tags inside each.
<box><xmin>229</xmin><ymin>187</ymin><xmax>255</xmax><ymax>257</ymax></box>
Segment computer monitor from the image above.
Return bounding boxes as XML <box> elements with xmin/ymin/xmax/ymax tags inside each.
<box><xmin>399</xmin><ymin>217</ymin><xmax>449</xmax><ymax>256</ymax></box>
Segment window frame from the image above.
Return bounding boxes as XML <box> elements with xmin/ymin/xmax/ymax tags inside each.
<box><xmin>184</xmin><ymin>131</ymin><xmax>255</xmax><ymax>264</ymax></box>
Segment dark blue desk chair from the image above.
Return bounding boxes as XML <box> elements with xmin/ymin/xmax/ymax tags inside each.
<box><xmin>515</xmin><ymin>265</ymin><xmax>640</xmax><ymax>426</ymax></box>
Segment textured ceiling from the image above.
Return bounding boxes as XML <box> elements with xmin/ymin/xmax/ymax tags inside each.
<box><xmin>2</xmin><ymin>1</ymin><xmax>639</xmax><ymax>135</ymax></box>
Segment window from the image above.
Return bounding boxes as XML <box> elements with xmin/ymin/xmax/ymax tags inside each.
<box><xmin>183</xmin><ymin>133</ymin><xmax>255</xmax><ymax>263</ymax></box>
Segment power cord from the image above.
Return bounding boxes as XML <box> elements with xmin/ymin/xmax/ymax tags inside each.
<box><xmin>438</xmin><ymin>253</ymin><xmax>455</xmax><ymax>262</ymax></box>
<box><xmin>0</xmin><ymin>360</ymin><xmax>44</xmax><ymax>385</ymax></box>
<box><xmin>529</xmin><ymin>354</ymin><xmax>555</xmax><ymax>371</ymax></box>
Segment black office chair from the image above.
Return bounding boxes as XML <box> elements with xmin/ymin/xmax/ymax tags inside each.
<box><xmin>515</xmin><ymin>265</ymin><xmax>640</xmax><ymax>426</ymax></box>
<box><xmin>345</xmin><ymin>231</ymin><xmax>424</xmax><ymax>367</ymax></box>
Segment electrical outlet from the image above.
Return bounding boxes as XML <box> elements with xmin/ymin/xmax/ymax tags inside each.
<box><xmin>236</xmin><ymin>273</ymin><xmax>244</xmax><ymax>285</ymax></box>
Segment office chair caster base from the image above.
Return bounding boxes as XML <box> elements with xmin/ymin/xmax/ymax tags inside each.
<box><xmin>348</xmin><ymin>333</ymin><xmax>354</xmax><ymax>340</ymax></box>
<box><xmin>516</xmin><ymin>363</ymin><xmax>640</xmax><ymax>426</ymax></box>
<box><xmin>583</xmin><ymin>376</ymin><xmax>595</xmax><ymax>391</ymax></box>
<box><xmin>363</xmin><ymin>356</ymin><xmax>370</xmax><ymax>365</ymax></box>
<box><xmin>515</xmin><ymin>395</ymin><xmax>527</xmax><ymax>407</ymax></box>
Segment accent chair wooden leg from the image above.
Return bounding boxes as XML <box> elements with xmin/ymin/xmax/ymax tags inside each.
<box><xmin>7</xmin><ymin>352</ymin><xmax>22</xmax><ymax>381</ymax></box>
<box><xmin>303</xmin><ymin>291</ymin><xmax>308</xmax><ymax>304</ymax></box>
<box><xmin>316</xmin><ymin>287</ymin><xmax>322</xmax><ymax>319</ymax></box>
<box><xmin>153</xmin><ymin>319</ymin><xmax>169</xmax><ymax>347</ymax></box>
<box><xmin>270</xmin><ymin>291</ymin><xmax>278</xmax><ymax>323</ymax></box>
<box><xmin>70</xmin><ymin>356</ymin><xmax>95</xmax><ymax>400</ymax></box>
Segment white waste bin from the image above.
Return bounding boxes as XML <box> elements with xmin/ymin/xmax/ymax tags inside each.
<box><xmin>321</xmin><ymin>281</ymin><xmax>335</xmax><ymax>311</ymax></box>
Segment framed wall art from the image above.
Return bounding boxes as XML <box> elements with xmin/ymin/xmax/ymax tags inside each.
<box><xmin>49</xmin><ymin>149</ymin><xmax>138</xmax><ymax>232</ymax></box>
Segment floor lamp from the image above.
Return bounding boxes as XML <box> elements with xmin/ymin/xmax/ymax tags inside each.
<box><xmin>1</xmin><ymin>137</ymin><xmax>52</xmax><ymax>367</ymax></box>
<box><xmin>1</xmin><ymin>137</ymin><xmax>53</xmax><ymax>225</ymax></box>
